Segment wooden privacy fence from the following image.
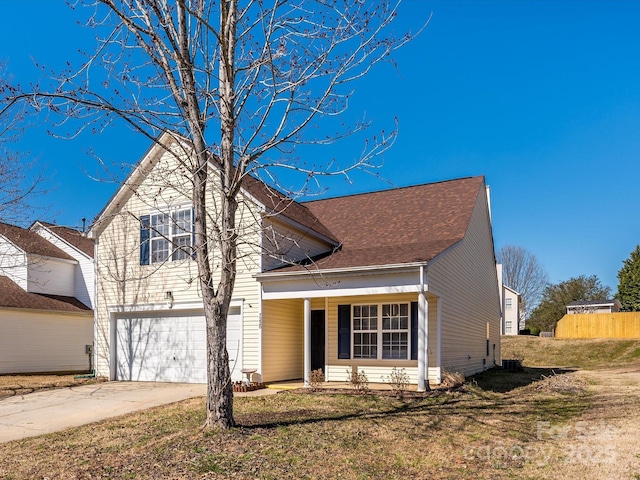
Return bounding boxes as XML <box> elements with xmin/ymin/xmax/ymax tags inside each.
<box><xmin>555</xmin><ymin>312</ymin><xmax>640</xmax><ymax>339</ymax></box>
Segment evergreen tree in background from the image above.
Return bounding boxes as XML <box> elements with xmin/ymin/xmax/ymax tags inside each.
<box><xmin>617</xmin><ymin>245</ymin><xmax>640</xmax><ymax>311</ymax></box>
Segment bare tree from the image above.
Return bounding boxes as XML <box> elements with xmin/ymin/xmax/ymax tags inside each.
<box><xmin>0</xmin><ymin>71</ymin><xmax>45</xmax><ymax>226</ymax></box>
<box><xmin>497</xmin><ymin>245</ymin><xmax>549</xmax><ymax>327</ymax></box>
<box><xmin>4</xmin><ymin>1</ymin><xmax>421</xmax><ymax>428</ymax></box>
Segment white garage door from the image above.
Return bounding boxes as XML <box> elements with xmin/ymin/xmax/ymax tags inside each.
<box><xmin>116</xmin><ymin>308</ymin><xmax>243</xmax><ymax>383</ymax></box>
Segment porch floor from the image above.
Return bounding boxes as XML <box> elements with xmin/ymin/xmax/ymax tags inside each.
<box><xmin>265</xmin><ymin>379</ymin><xmax>425</xmax><ymax>391</ymax></box>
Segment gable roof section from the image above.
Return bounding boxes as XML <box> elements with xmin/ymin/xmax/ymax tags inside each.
<box><xmin>240</xmin><ymin>173</ymin><xmax>337</xmax><ymax>243</ymax></box>
<box><xmin>0</xmin><ymin>223</ymin><xmax>75</xmax><ymax>261</ymax></box>
<box><xmin>268</xmin><ymin>176</ymin><xmax>485</xmax><ymax>272</ymax></box>
<box><xmin>89</xmin><ymin>132</ymin><xmax>337</xmax><ymax>244</ymax></box>
<box><xmin>504</xmin><ymin>285</ymin><xmax>521</xmax><ymax>297</ymax></box>
<box><xmin>33</xmin><ymin>221</ymin><xmax>95</xmax><ymax>258</ymax></box>
<box><xmin>0</xmin><ymin>276</ymin><xmax>91</xmax><ymax>312</ymax></box>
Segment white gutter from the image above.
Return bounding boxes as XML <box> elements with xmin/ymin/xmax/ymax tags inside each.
<box><xmin>255</xmin><ymin>261</ymin><xmax>429</xmax><ymax>281</ymax></box>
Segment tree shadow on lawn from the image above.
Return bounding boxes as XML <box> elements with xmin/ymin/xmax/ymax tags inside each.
<box><xmin>233</xmin><ymin>367</ymin><xmax>581</xmax><ymax>432</ymax></box>
<box><xmin>469</xmin><ymin>366</ymin><xmax>576</xmax><ymax>393</ymax></box>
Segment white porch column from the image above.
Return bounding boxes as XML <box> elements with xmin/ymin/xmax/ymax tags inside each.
<box><xmin>303</xmin><ymin>298</ymin><xmax>311</xmax><ymax>386</ymax></box>
<box><xmin>417</xmin><ymin>292</ymin><xmax>429</xmax><ymax>391</ymax></box>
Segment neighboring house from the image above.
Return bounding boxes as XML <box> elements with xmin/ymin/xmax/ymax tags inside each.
<box><xmin>502</xmin><ymin>285</ymin><xmax>521</xmax><ymax>335</ymax></box>
<box><xmin>0</xmin><ymin>222</ymin><xmax>94</xmax><ymax>374</ymax></box>
<box><xmin>90</xmin><ymin>133</ymin><xmax>501</xmax><ymax>390</ymax></box>
<box><xmin>566</xmin><ymin>299</ymin><xmax>621</xmax><ymax>314</ymax></box>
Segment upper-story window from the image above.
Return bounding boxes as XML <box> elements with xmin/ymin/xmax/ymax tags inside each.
<box><xmin>505</xmin><ymin>298</ymin><xmax>512</xmax><ymax>310</ymax></box>
<box><xmin>140</xmin><ymin>207</ymin><xmax>194</xmax><ymax>265</ymax></box>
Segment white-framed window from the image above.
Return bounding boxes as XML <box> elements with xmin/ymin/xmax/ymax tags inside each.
<box><xmin>353</xmin><ymin>304</ymin><xmax>378</xmax><ymax>359</ymax></box>
<box><xmin>149</xmin><ymin>207</ymin><xmax>193</xmax><ymax>264</ymax></box>
<box><xmin>505</xmin><ymin>320</ymin><xmax>513</xmax><ymax>332</ymax></box>
<box><xmin>505</xmin><ymin>298</ymin><xmax>512</xmax><ymax>310</ymax></box>
<box><xmin>353</xmin><ymin>303</ymin><xmax>409</xmax><ymax>360</ymax></box>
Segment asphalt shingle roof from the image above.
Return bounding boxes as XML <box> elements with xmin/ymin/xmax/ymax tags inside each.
<box><xmin>0</xmin><ymin>276</ymin><xmax>92</xmax><ymax>312</ymax></box>
<box><xmin>36</xmin><ymin>222</ymin><xmax>95</xmax><ymax>258</ymax></box>
<box><xmin>0</xmin><ymin>223</ymin><xmax>75</xmax><ymax>261</ymax></box>
<box><xmin>271</xmin><ymin>176</ymin><xmax>484</xmax><ymax>271</ymax></box>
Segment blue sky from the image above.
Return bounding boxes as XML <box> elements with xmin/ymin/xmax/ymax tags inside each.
<box><xmin>2</xmin><ymin>1</ymin><xmax>639</xmax><ymax>292</ymax></box>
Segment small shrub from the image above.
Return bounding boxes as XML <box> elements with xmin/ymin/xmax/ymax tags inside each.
<box><xmin>382</xmin><ymin>367</ymin><xmax>410</xmax><ymax>398</ymax></box>
<box><xmin>345</xmin><ymin>367</ymin><xmax>369</xmax><ymax>394</ymax></box>
<box><xmin>440</xmin><ymin>370</ymin><xmax>465</xmax><ymax>389</ymax></box>
<box><xmin>308</xmin><ymin>369</ymin><xmax>325</xmax><ymax>391</ymax></box>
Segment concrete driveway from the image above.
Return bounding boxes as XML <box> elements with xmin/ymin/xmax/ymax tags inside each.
<box><xmin>0</xmin><ymin>382</ymin><xmax>210</xmax><ymax>443</ymax></box>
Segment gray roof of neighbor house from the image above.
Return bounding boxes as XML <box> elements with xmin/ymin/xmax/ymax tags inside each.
<box><xmin>0</xmin><ymin>276</ymin><xmax>92</xmax><ymax>312</ymax></box>
<box><xmin>0</xmin><ymin>223</ymin><xmax>75</xmax><ymax>261</ymax></box>
<box><xmin>567</xmin><ymin>299</ymin><xmax>620</xmax><ymax>307</ymax></box>
<box><xmin>35</xmin><ymin>221</ymin><xmax>95</xmax><ymax>258</ymax></box>
<box><xmin>269</xmin><ymin>176</ymin><xmax>485</xmax><ymax>272</ymax></box>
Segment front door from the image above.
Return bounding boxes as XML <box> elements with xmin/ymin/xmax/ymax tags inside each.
<box><xmin>310</xmin><ymin>310</ymin><xmax>325</xmax><ymax>372</ymax></box>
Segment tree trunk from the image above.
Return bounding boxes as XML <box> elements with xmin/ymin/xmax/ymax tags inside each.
<box><xmin>201</xmin><ymin>0</ymin><xmax>238</xmax><ymax>429</ymax></box>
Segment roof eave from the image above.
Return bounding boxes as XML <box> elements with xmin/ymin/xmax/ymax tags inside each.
<box><xmin>255</xmin><ymin>260</ymin><xmax>429</xmax><ymax>281</ymax></box>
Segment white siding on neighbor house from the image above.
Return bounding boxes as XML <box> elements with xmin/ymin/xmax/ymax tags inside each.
<box><xmin>0</xmin><ymin>309</ymin><xmax>93</xmax><ymax>374</ymax></box>
<box><xmin>93</xmin><ymin>144</ymin><xmax>262</xmax><ymax>380</ymax></box>
<box><xmin>503</xmin><ymin>288</ymin><xmax>519</xmax><ymax>335</ymax></box>
<box><xmin>26</xmin><ymin>256</ymin><xmax>76</xmax><ymax>297</ymax></box>
<box><xmin>427</xmin><ymin>187</ymin><xmax>501</xmax><ymax>378</ymax></box>
<box><xmin>34</xmin><ymin>226</ymin><xmax>95</xmax><ymax>308</ymax></box>
<box><xmin>0</xmin><ymin>238</ymin><xmax>27</xmax><ymax>290</ymax></box>
<box><xmin>261</xmin><ymin>217</ymin><xmax>333</xmax><ymax>272</ymax></box>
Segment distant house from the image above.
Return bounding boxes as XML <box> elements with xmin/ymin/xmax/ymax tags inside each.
<box><xmin>496</xmin><ymin>264</ymin><xmax>522</xmax><ymax>335</ymax></box>
<box><xmin>566</xmin><ymin>299</ymin><xmax>621</xmax><ymax>315</ymax></box>
<box><xmin>0</xmin><ymin>222</ymin><xmax>94</xmax><ymax>374</ymax></box>
<box><xmin>502</xmin><ymin>285</ymin><xmax>521</xmax><ymax>335</ymax></box>
<box><xmin>89</xmin><ymin>132</ymin><xmax>502</xmax><ymax>390</ymax></box>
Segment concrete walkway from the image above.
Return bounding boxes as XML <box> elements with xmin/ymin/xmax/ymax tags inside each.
<box><xmin>0</xmin><ymin>381</ymin><xmax>278</xmax><ymax>443</ymax></box>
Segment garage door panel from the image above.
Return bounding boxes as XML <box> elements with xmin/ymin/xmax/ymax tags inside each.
<box><xmin>116</xmin><ymin>311</ymin><xmax>242</xmax><ymax>383</ymax></box>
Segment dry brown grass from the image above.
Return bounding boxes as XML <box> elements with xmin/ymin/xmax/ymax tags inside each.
<box><xmin>2</xmin><ymin>369</ymin><xmax>638</xmax><ymax>480</ymax></box>
<box><xmin>1</xmin><ymin>339</ymin><xmax>639</xmax><ymax>479</ymax></box>
<box><xmin>0</xmin><ymin>374</ymin><xmax>104</xmax><ymax>400</ymax></box>
<box><xmin>501</xmin><ymin>336</ymin><xmax>640</xmax><ymax>369</ymax></box>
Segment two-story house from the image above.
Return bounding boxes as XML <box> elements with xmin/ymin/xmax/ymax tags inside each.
<box><xmin>0</xmin><ymin>222</ymin><xmax>94</xmax><ymax>374</ymax></box>
<box><xmin>90</xmin><ymin>133</ymin><xmax>501</xmax><ymax>390</ymax></box>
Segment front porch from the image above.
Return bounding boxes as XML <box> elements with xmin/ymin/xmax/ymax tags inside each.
<box><xmin>265</xmin><ymin>379</ymin><xmax>434</xmax><ymax>392</ymax></box>
<box><xmin>260</xmin><ymin>290</ymin><xmax>442</xmax><ymax>391</ymax></box>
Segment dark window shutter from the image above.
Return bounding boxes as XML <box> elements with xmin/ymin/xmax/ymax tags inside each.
<box><xmin>140</xmin><ymin>215</ymin><xmax>150</xmax><ymax>265</ymax></box>
<box><xmin>191</xmin><ymin>207</ymin><xmax>196</xmax><ymax>259</ymax></box>
<box><xmin>411</xmin><ymin>301</ymin><xmax>418</xmax><ymax>360</ymax></box>
<box><xmin>337</xmin><ymin>304</ymin><xmax>351</xmax><ymax>359</ymax></box>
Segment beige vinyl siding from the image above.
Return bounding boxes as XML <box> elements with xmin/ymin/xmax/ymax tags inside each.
<box><xmin>428</xmin><ymin>188</ymin><xmax>501</xmax><ymax>377</ymax></box>
<box><xmin>0</xmin><ymin>309</ymin><xmax>93</xmax><ymax>374</ymax></box>
<box><xmin>261</xmin><ymin>217</ymin><xmax>333</xmax><ymax>272</ymax></box>
<box><xmin>94</xmin><ymin>145</ymin><xmax>262</xmax><ymax>378</ymax></box>
<box><xmin>324</xmin><ymin>293</ymin><xmax>438</xmax><ymax>383</ymax></box>
<box><xmin>261</xmin><ymin>298</ymin><xmax>303</xmax><ymax>382</ymax></box>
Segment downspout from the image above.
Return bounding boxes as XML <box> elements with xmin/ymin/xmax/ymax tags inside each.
<box><xmin>418</xmin><ymin>264</ymin><xmax>430</xmax><ymax>392</ymax></box>
<box><xmin>77</xmin><ymin>235</ymin><xmax>98</xmax><ymax>380</ymax></box>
